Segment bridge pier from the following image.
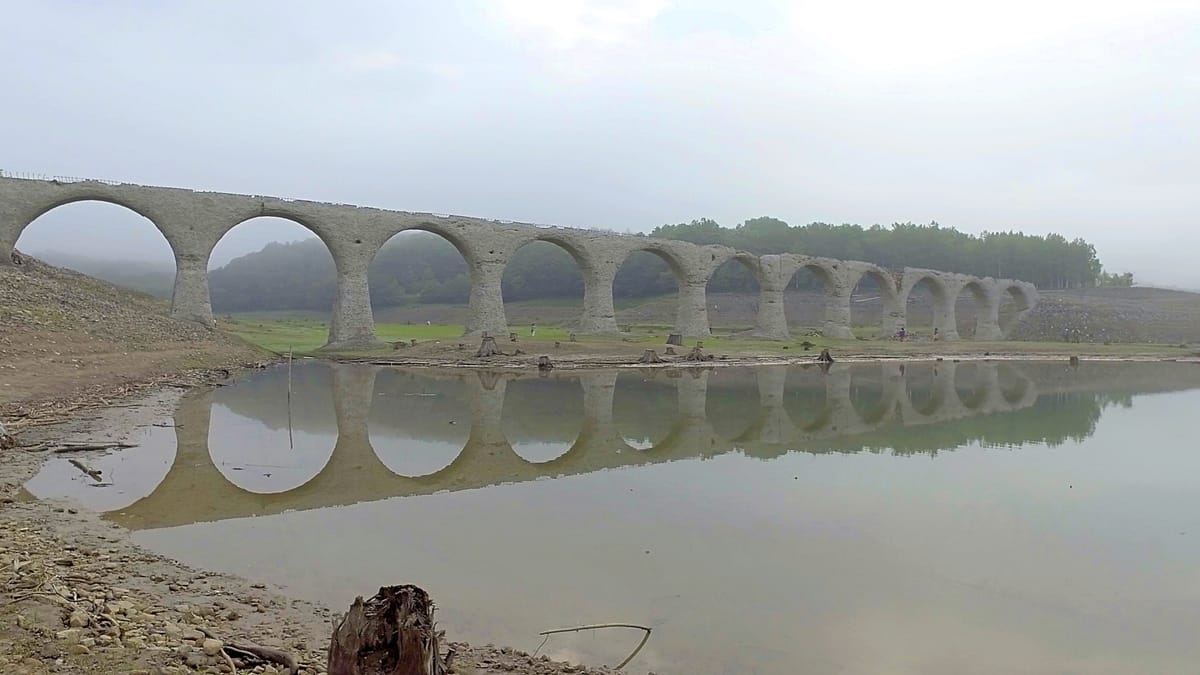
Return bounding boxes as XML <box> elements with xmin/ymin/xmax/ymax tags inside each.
<box><xmin>327</xmin><ymin>254</ymin><xmax>383</xmax><ymax>350</ymax></box>
<box><xmin>973</xmin><ymin>288</ymin><xmax>1004</xmax><ymax>340</ymax></box>
<box><xmin>466</xmin><ymin>259</ymin><xmax>509</xmax><ymax>338</ymax></box>
<box><xmin>578</xmin><ymin>262</ymin><xmax>621</xmax><ymax>334</ymax></box>
<box><xmin>823</xmin><ymin>277</ymin><xmax>855</xmax><ymax>340</ymax></box>
<box><xmin>754</xmin><ymin>256</ymin><xmax>791</xmax><ymax>340</ymax></box>
<box><xmin>675</xmin><ymin>275</ymin><xmax>712</xmax><ymax>337</ymax></box>
<box><xmin>170</xmin><ymin>253</ymin><xmax>215</xmax><ymax>326</ymax></box>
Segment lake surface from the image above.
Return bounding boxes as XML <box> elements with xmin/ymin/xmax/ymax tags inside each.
<box><xmin>26</xmin><ymin>360</ymin><xmax>1200</xmax><ymax>674</ymax></box>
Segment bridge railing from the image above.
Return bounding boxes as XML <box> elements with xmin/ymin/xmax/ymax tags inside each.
<box><xmin>0</xmin><ymin>168</ymin><xmax>122</xmax><ymax>186</ymax></box>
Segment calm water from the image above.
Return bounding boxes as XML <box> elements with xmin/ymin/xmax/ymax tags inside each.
<box><xmin>26</xmin><ymin>360</ymin><xmax>1200</xmax><ymax>674</ymax></box>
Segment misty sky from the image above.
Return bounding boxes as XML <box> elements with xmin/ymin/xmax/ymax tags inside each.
<box><xmin>4</xmin><ymin>1</ymin><xmax>1198</xmax><ymax>285</ymax></box>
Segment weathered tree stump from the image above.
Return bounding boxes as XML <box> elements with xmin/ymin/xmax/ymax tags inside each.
<box><xmin>684</xmin><ymin>344</ymin><xmax>713</xmax><ymax>362</ymax></box>
<box><xmin>475</xmin><ymin>333</ymin><xmax>502</xmax><ymax>357</ymax></box>
<box><xmin>328</xmin><ymin>585</ymin><xmax>449</xmax><ymax>675</ymax></box>
<box><xmin>665</xmin><ymin>333</ymin><xmax>683</xmax><ymax>346</ymax></box>
<box><xmin>569</xmin><ymin>332</ymin><xmax>578</xmax><ymax>342</ymax></box>
<box><xmin>817</xmin><ymin>348</ymin><xmax>834</xmax><ymax>363</ymax></box>
<box><xmin>509</xmin><ymin>332</ymin><xmax>518</xmax><ymax>342</ymax></box>
<box><xmin>638</xmin><ymin>349</ymin><xmax>665</xmax><ymax>364</ymax></box>
<box><xmin>537</xmin><ymin>355</ymin><xmax>553</xmax><ymax>370</ymax></box>
<box><xmin>664</xmin><ymin>346</ymin><xmax>677</xmax><ymax>355</ymax></box>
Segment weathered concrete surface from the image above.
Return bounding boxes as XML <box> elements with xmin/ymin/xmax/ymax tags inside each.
<box><xmin>0</xmin><ymin>175</ymin><xmax>1039</xmax><ymax>346</ymax></box>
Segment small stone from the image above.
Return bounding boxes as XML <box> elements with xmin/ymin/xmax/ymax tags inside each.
<box><xmin>202</xmin><ymin>638</ymin><xmax>224</xmax><ymax>656</ymax></box>
<box><xmin>68</xmin><ymin>609</ymin><xmax>90</xmax><ymax>627</ymax></box>
<box><xmin>68</xmin><ymin>644</ymin><xmax>91</xmax><ymax>655</ymax></box>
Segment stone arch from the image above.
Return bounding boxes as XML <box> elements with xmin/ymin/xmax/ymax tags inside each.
<box><xmin>901</xmin><ymin>274</ymin><xmax>952</xmax><ymax>340</ymax></box>
<box><xmin>207</xmin><ymin>215</ymin><xmax>338</xmax><ymax>339</ymax></box>
<box><xmin>13</xmin><ymin>198</ymin><xmax>176</xmax><ymax>297</ymax></box>
<box><xmin>846</xmin><ymin>266</ymin><xmax>902</xmax><ymax>339</ymax></box>
<box><xmin>705</xmin><ymin>252</ymin><xmax>762</xmax><ymax>334</ymax></box>
<box><xmin>499</xmin><ymin>236</ymin><xmax>591</xmax><ymax>334</ymax></box>
<box><xmin>782</xmin><ymin>260</ymin><xmax>838</xmax><ymax>336</ymax></box>
<box><xmin>998</xmin><ymin>283</ymin><xmax>1037</xmax><ymax>336</ymax></box>
<box><xmin>953</xmin><ymin>280</ymin><xmax>997</xmax><ymax>340</ymax></box>
<box><xmin>612</xmin><ymin>245</ymin><xmax>690</xmax><ymax>332</ymax></box>
<box><xmin>366</xmin><ymin>227</ymin><xmax>472</xmax><ymax>329</ymax></box>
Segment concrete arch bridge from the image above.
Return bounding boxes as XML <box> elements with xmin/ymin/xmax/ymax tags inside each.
<box><xmin>1</xmin><ymin>175</ymin><xmax>1039</xmax><ymax>347</ymax></box>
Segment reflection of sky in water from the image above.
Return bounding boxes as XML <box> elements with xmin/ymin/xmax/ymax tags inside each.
<box><xmin>209</xmin><ymin>406</ymin><xmax>336</xmax><ymax>494</ymax></box>
<box><xmin>27</xmin><ymin>362</ymin><xmax>1200</xmax><ymax>674</ymax></box>
<box><xmin>509</xmin><ymin>441</ymin><xmax>572</xmax><ymax>463</ymax></box>
<box><xmin>24</xmin><ymin>425</ymin><xmax>175</xmax><ymax>511</ymax></box>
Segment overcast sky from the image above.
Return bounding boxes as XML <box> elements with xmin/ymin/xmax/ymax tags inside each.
<box><xmin>4</xmin><ymin>1</ymin><xmax>1198</xmax><ymax>284</ymax></box>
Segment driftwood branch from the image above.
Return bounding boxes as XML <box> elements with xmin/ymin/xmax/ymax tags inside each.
<box><xmin>199</xmin><ymin>627</ymin><xmax>298</xmax><ymax>675</ymax></box>
<box><xmin>537</xmin><ymin>623</ymin><xmax>653</xmax><ymax>670</ymax></box>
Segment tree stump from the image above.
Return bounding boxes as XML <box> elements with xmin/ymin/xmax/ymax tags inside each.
<box><xmin>638</xmin><ymin>349</ymin><xmax>665</xmax><ymax>364</ymax></box>
<box><xmin>684</xmin><ymin>344</ymin><xmax>713</xmax><ymax>362</ymax></box>
<box><xmin>328</xmin><ymin>585</ymin><xmax>449</xmax><ymax>675</ymax></box>
<box><xmin>475</xmin><ymin>333</ymin><xmax>501</xmax><ymax>357</ymax></box>
<box><xmin>537</xmin><ymin>355</ymin><xmax>553</xmax><ymax>370</ymax></box>
<box><xmin>665</xmin><ymin>333</ymin><xmax>683</xmax><ymax>346</ymax></box>
<box><xmin>664</xmin><ymin>346</ymin><xmax>677</xmax><ymax>355</ymax></box>
<box><xmin>817</xmin><ymin>348</ymin><xmax>834</xmax><ymax>363</ymax></box>
<box><xmin>569</xmin><ymin>332</ymin><xmax>578</xmax><ymax>342</ymax></box>
<box><xmin>509</xmin><ymin>332</ymin><xmax>518</xmax><ymax>342</ymax></box>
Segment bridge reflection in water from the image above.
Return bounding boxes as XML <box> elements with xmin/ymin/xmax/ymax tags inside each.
<box><xmin>40</xmin><ymin>360</ymin><xmax>1041</xmax><ymax>530</ymax></box>
<box><xmin>26</xmin><ymin>361</ymin><xmax>1200</xmax><ymax>674</ymax></box>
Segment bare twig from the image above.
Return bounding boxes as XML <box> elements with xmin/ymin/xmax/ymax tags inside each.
<box><xmin>536</xmin><ymin>623</ymin><xmax>653</xmax><ymax>671</ymax></box>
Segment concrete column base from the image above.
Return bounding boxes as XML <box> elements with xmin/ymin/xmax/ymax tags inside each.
<box><xmin>169</xmin><ymin>255</ymin><xmax>215</xmax><ymax>327</ymax></box>
<box><xmin>675</xmin><ymin>280</ymin><xmax>711</xmax><ymax>337</ymax></box>
<box><xmin>754</xmin><ymin>287</ymin><xmax>790</xmax><ymax>340</ymax></box>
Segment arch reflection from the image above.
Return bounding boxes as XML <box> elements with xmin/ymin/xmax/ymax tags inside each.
<box><xmin>89</xmin><ymin>360</ymin><xmax>1200</xmax><ymax>532</ymax></box>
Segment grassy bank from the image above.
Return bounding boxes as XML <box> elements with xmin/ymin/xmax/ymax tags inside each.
<box><xmin>225</xmin><ymin>316</ymin><xmax>1199</xmax><ymax>360</ymax></box>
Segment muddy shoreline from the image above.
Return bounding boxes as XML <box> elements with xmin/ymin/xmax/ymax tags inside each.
<box><xmin>0</xmin><ymin>370</ymin><xmax>615</xmax><ymax>675</ymax></box>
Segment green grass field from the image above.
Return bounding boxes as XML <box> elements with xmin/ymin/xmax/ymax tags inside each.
<box><xmin>224</xmin><ymin>314</ymin><xmax>1195</xmax><ymax>360</ymax></box>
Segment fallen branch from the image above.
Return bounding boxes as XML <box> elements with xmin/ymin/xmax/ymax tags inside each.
<box><xmin>51</xmin><ymin>442</ymin><xmax>136</xmax><ymax>453</ymax></box>
<box><xmin>68</xmin><ymin>459</ymin><xmax>103</xmax><ymax>482</ymax></box>
<box><xmin>537</xmin><ymin>623</ymin><xmax>652</xmax><ymax>670</ymax></box>
<box><xmin>199</xmin><ymin>628</ymin><xmax>298</xmax><ymax>675</ymax></box>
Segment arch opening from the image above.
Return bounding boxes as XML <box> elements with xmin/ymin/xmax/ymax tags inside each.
<box><xmin>369</xmin><ymin>370</ymin><xmax>469</xmax><ymax>478</ymax></box>
<box><xmin>705</xmin><ymin>256</ymin><xmax>760</xmax><ymax>336</ymax></box>
<box><xmin>783</xmin><ymin>265</ymin><xmax>832</xmax><ymax>336</ymax></box>
<box><xmin>705</xmin><ymin>367</ymin><xmax>760</xmax><ymax>443</ymax></box>
<box><xmin>613</xmin><ymin>371</ymin><xmax>678</xmax><ymax>450</ymax></box>
<box><xmin>503</xmin><ymin>378</ymin><xmax>584</xmax><ymax>463</ymax></box>
<box><xmin>903</xmin><ymin>277</ymin><xmax>948</xmax><ymax>341</ymax></box>
<box><xmin>953</xmin><ymin>362</ymin><xmax>989</xmax><ymax>410</ymax></box>
<box><xmin>782</xmin><ymin>364</ymin><xmax>832</xmax><ymax>432</ymax></box>
<box><xmin>500</xmin><ymin>240</ymin><xmax>585</xmax><ymax>337</ymax></box>
<box><xmin>366</xmin><ymin>230</ymin><xmax>471</xmax><ymax>335</ymax></box>
<box><xmin>209</xmin><ymin>217</ymin><xmax>336</xmax><ymax>343</ymax></box>
<box><xmin>613</xmin><ymin>249</ymin><xmax>683</xmax><ymax>333</ymax></box>
<box><xmin>207</xmin><ymin>363</ymin><xmax>338</xmax><ymax>494</ymax></box>
<box><xmin>848</xmin><ymin>270</ymin><xmax>895</xmax><ymax>339</ymax></box>
<box><xmin>15</xmin><ymin>200</ymin><xmax>176</xmax><ymax>298</ymax></box>
<box><xmin>999</xmin><ymin>286</ymin><xmax>1035</xmax><ymax>338</ymax></box>
<box><xmin>904</xmin><ymin>362</ymin><xmax>946</xmax><ymax>417</ymax></box>
<box><xmin>849</xmin><ymin>364</ymin><xmax>895</xmax><ymax>426</ymax></box>
<box><xmin>954</xmin><ymin>281</ymin><xmax>991</xmax><ymax>340</ymax></box>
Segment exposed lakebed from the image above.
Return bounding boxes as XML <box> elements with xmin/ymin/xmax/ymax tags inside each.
<box><xmin>25</xmin><ymin>360</ymin><xmax>1200</xmax><ymax>674</ymax></box>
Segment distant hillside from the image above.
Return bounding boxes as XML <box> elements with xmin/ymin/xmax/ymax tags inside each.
<box><xmin>29</xmin><ymin>249</ymin><xmax>175</xmax><ymax>298</ymax></box>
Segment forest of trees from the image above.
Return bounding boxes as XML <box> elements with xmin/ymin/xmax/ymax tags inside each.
<box><xmin>207</xmin><ymin>219</ymin><xmax>1126</xmax><ymax>313</ymax></box>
